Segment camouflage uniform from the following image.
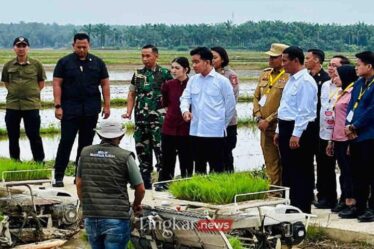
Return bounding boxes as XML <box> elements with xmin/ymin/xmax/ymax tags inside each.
<box><xmin>129</xmin><ymin>65</ymin><xmax>172</xmax><ymax>186</ymax></box>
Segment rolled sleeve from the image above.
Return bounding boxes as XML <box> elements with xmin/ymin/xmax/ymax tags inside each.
<box><xmin>127</xmin><ymin>155</ymin><xmax>143</xmax><ymax>186</ymax></box>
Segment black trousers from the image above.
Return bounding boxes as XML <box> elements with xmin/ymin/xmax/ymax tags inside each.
<box><xmin>5</xmin><ymin>109</ymin><xmax>44</xmax><ymax>162</ymax></box>
<box><xmin>316</xmin><ymin>138</ymin><xmax>337</xmax><ymax>202</ymax></box>
<box><xmin>191</xmin><ymin>136</ymin><xmax>225</xmax><ymax>174</ymax></box>
<box><xmin>224</xmin><ymin>125</ymin><xmax>237</xmax><ymax>172</ymax></box>
<box><xmin>350</xmin><ymin>139</ymin><xmax>374</xmax><ymax>212</ymax></box>
<box><xmin>54</xmin><ymin>115</ymin><xmax>98</xmax><ymax>181</ymax></box>
<box><xmin>278</xmin><ymin>120</ymin><xmax>315</xmax><ymax>214</ymax></box>
<box><xmin>334</xmin><ymin>141</ymin><xmax>354</xmax><ymax>200</ymax></box>
<box><xmin>158</xmin><ymin>134</ymin><xmax>193</xmax><ymax>181</ymax></box>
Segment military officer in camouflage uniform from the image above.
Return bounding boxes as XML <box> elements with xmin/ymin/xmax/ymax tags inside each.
<box><xmin>123</xmin><ymin>44</ymin><xmax>172</xmax><ymax>189</ymax></box>
<box><xmin>253</xmin><ymin>43</ymin><xmax>289</xmax><ymax>186</ymax></box>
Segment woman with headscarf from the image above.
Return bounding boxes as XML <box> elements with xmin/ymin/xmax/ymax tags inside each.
<box><xmin>326</xmin><ymin>65</ymin><xmax>358</xmax><ymax>217</ymax></box>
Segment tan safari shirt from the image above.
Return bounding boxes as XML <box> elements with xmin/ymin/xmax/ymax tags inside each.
<box><xmin>253</xmin><ymin>68</ymin><xmax>289</xmax><ymax>130</ymax></box>
<box><xmin>1</xmin><ymin>57</ymin><xmax>46</xmax><ymax>110</ymax></box>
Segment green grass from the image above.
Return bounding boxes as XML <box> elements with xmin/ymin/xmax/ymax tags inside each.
<box><xmin>168</xmin><ymin>172</ymin><xmax>270</xmax><ymax>204</ymax></box>
<box><xmin>228</xmin><ymin>237</ymin><xmax>244</xmax><ymax>249</ymax></box>
<box><xmin>306</xmin><ymin>225</ymin><xmax>329</xmax><ymax>242</ymax></box>
<box><xmin>0</xmin><ymin>157</ymin><xmax>51</xmax><ymax>182</ymax></box>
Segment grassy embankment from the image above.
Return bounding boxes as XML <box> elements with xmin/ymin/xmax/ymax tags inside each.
<box><xmin>0</xmin><ymin>157</ymin><xmax>52</xmax><ymax>181</ymax></box>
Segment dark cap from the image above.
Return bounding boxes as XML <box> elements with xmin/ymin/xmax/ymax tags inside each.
<box><xmin>13</xmin><ymin>36</ymin><xmax>29</xmax><ymax>46</ymax></box>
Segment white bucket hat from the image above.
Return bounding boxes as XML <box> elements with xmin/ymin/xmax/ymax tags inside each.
<box><xmin>95</xmin><ymin>120</ymin><xmax>125</xmax><ymax>139</ymax></box>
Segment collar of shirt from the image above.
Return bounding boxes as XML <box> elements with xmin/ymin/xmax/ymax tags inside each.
<box><xmin>73</xmin><ymin>53</ymin><xmax>93</xmax><ymax>62</ymax></box>
<box><xmin>198</xmin><ymin>67</ymin><xmax>216</xmax><ymax>79</ymax></box>
<box><xmin>13</xmin><ymin>57</ymin><xmax>30</xmax><ymax>65</ymax></box>
<box><xmin>291</xmin><ymin>68</ymin><xmax>308</xmax><ymax>80</ymax></box>
<box><xmin>142</xmin><ymin>64</ymin><xmax>160</xmax><ymax>73</ymax></box>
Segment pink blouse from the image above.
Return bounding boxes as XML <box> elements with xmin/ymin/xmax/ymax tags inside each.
<box><xmin>332</xmin><ymin>88</ymin><xmax>352</xmax><ymax>141</ymax></box>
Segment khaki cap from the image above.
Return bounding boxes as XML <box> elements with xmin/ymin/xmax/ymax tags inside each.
<box><xmin>265</xmin><ymin>43</ymin><xmax>289</xmax><ymax>57</ymax></box>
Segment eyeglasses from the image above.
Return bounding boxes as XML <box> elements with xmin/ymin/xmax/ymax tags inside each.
<box><xmin>15</xmin><ymin>43</ymin><xmax>27</xmax><ymax>48</ymax></box>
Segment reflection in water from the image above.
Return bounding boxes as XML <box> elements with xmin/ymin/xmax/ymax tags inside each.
<box><xmin>0</xmin><ymin>103</ymin><xmax>254</xmax><ymax>129</ymax></box>
<box><xmin>0</xmin><ymin>128</ymin><xmax>263</xmax><ymax>172</ymax></box>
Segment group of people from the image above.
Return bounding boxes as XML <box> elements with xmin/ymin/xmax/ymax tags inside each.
<box><xmin>2</xmin><ymin>32</ymin><xmax>374</xmax><ymax>248</ymax></box>
<box><xmin>253</xmin><ymin>44</ymin><xmax>374</xmax><ymax>222</ymax></box>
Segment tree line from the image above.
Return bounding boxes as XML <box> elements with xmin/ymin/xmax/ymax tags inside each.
<box><xmin>0</xmin><ymin>21</ymin><xmax>373</xmax><ymax>51</ymax></box>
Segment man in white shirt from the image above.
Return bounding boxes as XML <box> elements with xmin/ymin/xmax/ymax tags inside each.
<box><xmin>180</xmin><ymin>47</ymin><xmax>236</xmax><ymax>174</ymax></box>
<box><xmin>274</xmin><ymin>46</ymin><xmax>317</xmax><ymax>213</ymax></box>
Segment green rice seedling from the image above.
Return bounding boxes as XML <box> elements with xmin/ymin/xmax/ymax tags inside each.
<box><xmin>168</xmin><ymin>172</ymin><xmax>270</xmax><ymax>204</ymax></box>
<box><xmin>0</xmin><ymin>158</ymin><xmax>51</xmax><ymax>182</ymax></box>
<box><xmin>228</xmin><ymin>236</ymin><xmax>244</xmax><ymax>249</ymax></box>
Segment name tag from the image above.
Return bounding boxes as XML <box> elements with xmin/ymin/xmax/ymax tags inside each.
<box><xmin>259</xmin><ymin>95</ymin><xmax>267</xmax><ymax>107</ymax></box>
<box><xmin>346</xmin><ymin>110</ymin><xmax>354</xmax><ymax>122</ymax></box>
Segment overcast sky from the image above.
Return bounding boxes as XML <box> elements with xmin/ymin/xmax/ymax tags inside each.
<box><xmin>1</xmin><ymin>0</ymin><xmax>372</xmax><ymax>25</ymax></box>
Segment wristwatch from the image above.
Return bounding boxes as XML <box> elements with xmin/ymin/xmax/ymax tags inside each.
<box><xmin>255</xmin><ymin>116</ymin><xmax>262</xmax><ymax>123</ymax></box>
<box><xmin>54</xmin><ymin>104</ymin><xmax>62</xmax><ymax>109</ymax></box>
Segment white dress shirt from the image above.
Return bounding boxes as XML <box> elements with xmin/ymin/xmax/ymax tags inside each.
<box><xmin>180</xmin><ymin>68</ymin><xmax>236</xmax><ymax>137</ymax></box>
<box><xmin>277</xmin><ymin>68</ymin><xmax>317</xmax><ymax>137</ymax></box>
<box><xmin>319</xmin><ymin>80</ymin><xmax>340</xmax><ymax>140</ymax></box>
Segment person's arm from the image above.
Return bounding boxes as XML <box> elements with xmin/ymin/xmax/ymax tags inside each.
<box><xmin>223</xmin><ymin>78</ymin><xmax>236</xmax><ymax>127</ymax></box>
<box><xmin>76</xmin><ymin>176</ymin><xmax>82</xmax><ymax>201</ymax></box>
<box><xmin>351</xmin><ymin>88</ymin><xmax>374</xmax><ymax>130</ymax></box>
<box><xmin>161</xmin><ymin>81</ymin><xmax>169</xmax><ymax>107</ymax></box>
<box><xmin>180</xmin><ymin>78</ymin><xmax>192</xmax><ymax>121</ymax></box>
<box><xmin>53</xmin><ymin>77</ymin><xmax>63</xmax><ymax>120</ymax></box>
<box><xmin>127</xmin><ymin>155</ymin><xmax>145</xmax><ymax>213</ymax></box>
<box><xmin>100</xmin><ymin>77</ymin><xmax>110</xmax><ymax>119</ymax></box>
<box><xmin>123</xmin><ymin>73</ymin><xmax>137</xmax><ymax>119</ymax></box>
<box><xmin>293</xmin><ymin>79</ymin><xmax>317</xmax><ymax>138</ymax></box>
<box><xmin>1</xmin><ymin>63</ymin><xmax>9</xmax><ymax>89</ymax></box>
<box><xmin>253</xmin><ymin>76</ymin><xmax>262</xmax><ymax>118</ymax></box>
<box><xmin>38</xmin><ymin>62</ymin><xmax>47</xmax><ymax>90</ymax></box>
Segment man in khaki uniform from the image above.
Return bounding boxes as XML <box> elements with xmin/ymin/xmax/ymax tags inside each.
<box><xmin>1</xmin><ymin>36</ymin><xmax>46</xmax><ymax>163</ymax></box>
<box><xmin>253</xmin><ymin>43</ymin><xmax>289</xmax><ymax>186</ymax></box>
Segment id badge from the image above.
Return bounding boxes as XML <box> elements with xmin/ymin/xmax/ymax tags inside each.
<box><xmin>259</xmin><ymin>95</ymin><xmax>267</xmax><ymax>107</ymax></box>
<box><xmin>346</xmin><ymin>110</ymin><xmax>354</xmax><ymax>122</ymax></box>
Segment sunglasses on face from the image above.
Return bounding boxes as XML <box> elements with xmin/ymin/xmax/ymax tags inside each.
<box><xmin>15</xmin><ymin>43</ymin><xmax>27</xmax><ymax>48</ymax></box>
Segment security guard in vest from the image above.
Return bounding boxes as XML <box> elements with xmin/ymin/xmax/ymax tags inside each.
<box><xmin>76</xmin><ymin>120</ymin><xmax>145</xmax><ymax>248</ymax></box>
<box><xmin>1</xmin><ymin>36</ymin><xmax>46</xmax><ymax>163</ymax></box>
<box><xmin>253</xmin><ymin>43</ymin><xmax>289</xmax><ymax>186</ymax></box>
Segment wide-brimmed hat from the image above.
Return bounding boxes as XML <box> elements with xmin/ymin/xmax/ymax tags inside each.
<box><xmin>265</xmin><ymin>43</ymin><xmax>289</xmax><ymax>57</ymax></box>
<box><xmin>95</xmin><ymin>120</ymin><xmax>125</xmax><ymax>139</ymax></box>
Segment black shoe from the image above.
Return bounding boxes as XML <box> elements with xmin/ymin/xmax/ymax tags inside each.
<box><xmin>338</xmin><ymin>206</ymin><xmax>359</xmax><ymax>219</ymax></box>
<box><xmin>314</xmin><ymin>199</ymin><xmax>336</xmax><ymax>209</ymax></box>
<box><xmin>52</xmin><ymin>181</ymin><xmax>64</xmax><ymax>188</ymax></box>
<box><xmin>331</xmin><ymin>202</ymin><xmax>347</xmax><ymax>213</ymax></box>
<box><xmin>357</xmin><ymin>209</ymin><xmax>374</xmax><ymax>222</ymax></box>
<box><xmin>154</xmin><ymin>184</ymin><xmax>168</xmax><ymax>192</ymax></box>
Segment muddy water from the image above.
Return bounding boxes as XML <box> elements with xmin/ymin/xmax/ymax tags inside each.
<box><xmin>0</xmin><ymin>82</ymin><xmax>257</xmax><ymax>102</ymax></box>
<box><xmin>0</xmin><ymin>103</ymin><xmax>254</xmax><ymax>129</ymax></box>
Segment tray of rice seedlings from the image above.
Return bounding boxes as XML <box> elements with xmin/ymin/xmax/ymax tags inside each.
<box><xmin>167</xmin><ymin>172</ymin><xmax>270</xmax><ymax>205</ymax></box>
<box><xmin>0</xmin><ymin>158</ymin><xmax>52</xmax><ymax>184</ymax></box>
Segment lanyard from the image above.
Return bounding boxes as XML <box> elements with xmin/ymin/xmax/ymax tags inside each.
<box><xmin>333</xmin><ymin>82</ymin><xmax>354</xmax><ymax>109</ymax></box>
<box><xmin>266</xmin><ymin>69</ymin><xmax>285</xmax><ymax>94</ymax></box>
<box><xmin>328</xmin><ymin>88</ymin><xmax>340</xmax><ymax>104</ymax></box>
<box><xmin>353</xmin><ymin>78</ymin><xmax>374</xmax><ymax>110</ymax></box>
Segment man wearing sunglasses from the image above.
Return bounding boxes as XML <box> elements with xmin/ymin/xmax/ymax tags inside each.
<box><xmin>1</xmin><ymin>36</ymin><xmax>46</xmax><ymax>163</ymax></box>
